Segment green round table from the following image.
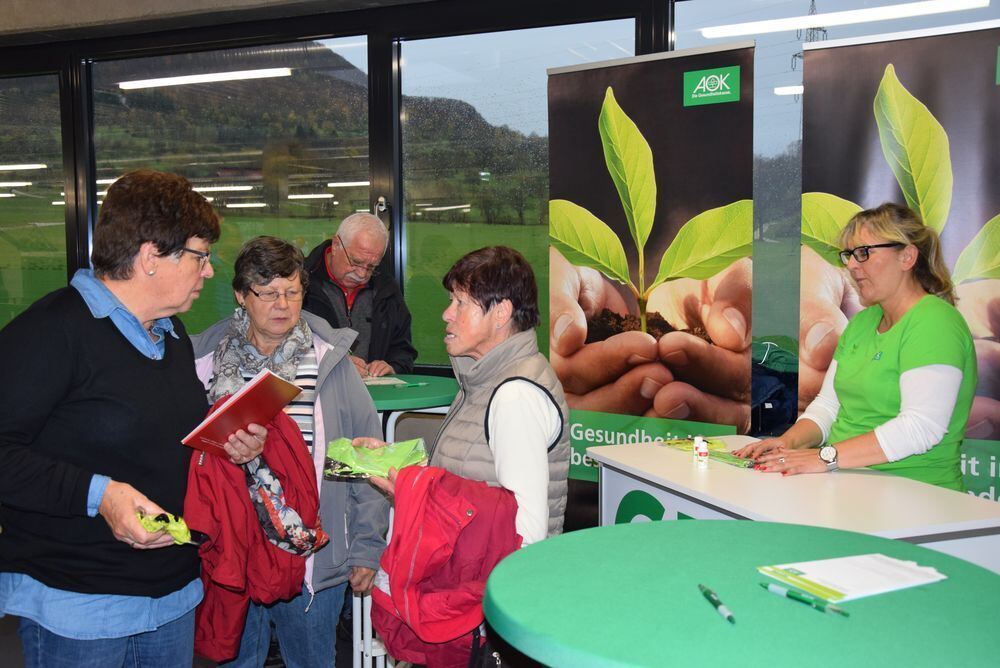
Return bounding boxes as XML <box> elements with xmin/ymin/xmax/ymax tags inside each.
<box><xmin>364</xmin><ymin>374</ymin><xmax>458</xmax><ymax>441</ymax></box>
<box><xmin>483</xmin><ymin>521</ymin><xmax>1000</xmax><ymax>667</ymax></box>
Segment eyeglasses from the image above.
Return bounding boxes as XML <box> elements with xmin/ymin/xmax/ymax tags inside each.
<box><xmin>838</xmin><ymin>242</ymin><xmax>904</xmax><ymax>265</ymax></box>
<box><xmin>248</xmin><ymin>287</ymin><xmax>305</xmax><ymax>302</ymax></box>
<box><xmin>180</xmin><ymin>247</ymin><xmax>212</xmax><ymax>269</ymax></box>
<box><xmin>335</xmin><ymin>234</ymin><xmax>381</xmax><ymax>276</ymax></box>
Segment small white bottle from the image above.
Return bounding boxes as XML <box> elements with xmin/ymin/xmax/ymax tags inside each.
<box><xmin>693</xmin><ymin>436</ymin><xmax>709</xmax><ymax>466</ymax></box>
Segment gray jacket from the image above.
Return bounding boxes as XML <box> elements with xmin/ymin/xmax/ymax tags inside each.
<box><xmin>191</xmin><ymin>311</ymin><xmax>388</xmax><ymax>591</ymax></box>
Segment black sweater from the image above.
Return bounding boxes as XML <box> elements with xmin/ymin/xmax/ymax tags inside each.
<box><xmin>0</xmin><ymin>288</ymin><xmax>207</xmax><ymax>596</ymax></box>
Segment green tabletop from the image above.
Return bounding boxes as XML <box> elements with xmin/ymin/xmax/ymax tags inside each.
<box><xmin>483</xmin><ymin>521</ymin><xmax>1000</xmax><ymax>667</ymax></box>
<box><xmin>364</xmin><ymin>373</ymin><xmax>458</xmax><ymax>412</ymax></box>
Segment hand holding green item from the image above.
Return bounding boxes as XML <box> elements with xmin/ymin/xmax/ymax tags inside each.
<box><xmin>136</xmin><ymin>512</ymin><xmax>204</xmax><ymax>546</ymax></box>
<box><xmin>325</xmin><ymin>437</ymin><xmax>427</xmax><ymax>479</ymax></box>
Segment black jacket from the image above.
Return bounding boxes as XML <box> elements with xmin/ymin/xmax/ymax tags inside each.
<box><xmin>303</xmin><ymin>240</ymin><xmax>417</xmax><ymax>374</ymax></box>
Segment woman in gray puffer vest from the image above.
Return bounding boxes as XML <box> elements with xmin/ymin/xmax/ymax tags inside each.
<box><xmin>367</xmin><ymin>246</ymin><xmax>570</xmax><ymax>544</ymax></box>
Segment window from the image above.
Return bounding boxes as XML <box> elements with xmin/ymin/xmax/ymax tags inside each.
<box><xmin>0</xmin><ymin>75</ymin><xmax>66</xmax><ymax>326</ymax></box>
<box><xmin>400</xmin><ymin>19</ymin><xmax>635</xmax><ymax>364</ymax></box>
<box><xmin>91</xmin><ymin>36</ymin><xmax>369</xmax><ymax>332</ymax></box>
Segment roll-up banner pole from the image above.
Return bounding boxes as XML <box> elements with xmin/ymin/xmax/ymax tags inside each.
<box><xmin>547</xmin><ymin>43</ymin><xmax>755</xmax><ymax>483</ymax></box>
<box><xmin>800</xmin><ymin>21</ymin><xmax>1000</xmax><ymax>499</ymax></box>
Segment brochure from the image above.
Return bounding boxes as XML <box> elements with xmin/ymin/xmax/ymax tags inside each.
<box><xmin>182</xmin><ymin>369</ymin><xmax>301</xmax><ymax>456</ymax></box>
<box><xmin>758</xmin><ymin>553</ymin><xmax>947</xmax><ymax>602</ymax></box>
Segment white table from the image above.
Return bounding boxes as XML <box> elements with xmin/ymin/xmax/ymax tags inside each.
<box><xmin>589</xmin><ymin>436</ymin><xmax>1000</xmax><ymax>574</ymax></box>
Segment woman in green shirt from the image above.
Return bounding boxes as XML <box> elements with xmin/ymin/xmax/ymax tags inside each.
<box><xmin>735</xmin><ymin>203</ymin><xmax>976</xmax><ymax>490</ymax></box>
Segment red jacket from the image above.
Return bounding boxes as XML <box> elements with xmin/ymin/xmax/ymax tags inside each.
<box><xmin>184</xmin><ymin>409</ymin><xmax>321</xmax><ymax>663</ymax></box>
<box><xmin>371</xmin><ymin>466</ymin><xmax>522</xmax><ymax>668</ymax></box>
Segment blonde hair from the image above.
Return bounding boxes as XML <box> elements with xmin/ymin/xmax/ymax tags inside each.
<box><xmin>838</xmin><ymin>202</ymin><xmax>956</xmax><ymax>305</ymax></box>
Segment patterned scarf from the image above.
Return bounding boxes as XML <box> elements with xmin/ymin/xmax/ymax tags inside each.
<box><xmin>208</xmin><ymin>306</ymin><xmax>313</xmax><ymax>403</ymax></box>
<box><xmin>208</xmin><ymin>307</ymin><xmax>325</xmax><ymax>557</ymax></box>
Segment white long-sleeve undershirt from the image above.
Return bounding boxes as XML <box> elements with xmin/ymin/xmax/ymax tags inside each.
<box><xmin>798</xmin><ymin>361</ymin><xmax>963</xmax><ymax>461</ymax></box>
<box><xmin>486</xmin><ymin>380</ymin><xmax>562</xmax><ymax>545</ymax></box>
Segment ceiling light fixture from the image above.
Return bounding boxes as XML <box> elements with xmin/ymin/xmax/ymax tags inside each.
<box><xmin>423</xmin><ymin>204</ymin><xmax>472</xmax><ymax>212</ymax></box>
<box><xmin>0</xmin><ymin>163</ymin><xmax>46</xmax><ymax>171</ymax></box>
<box><xmin>327</xmin><ymin>181</ymin><xmax>370</xmax><ymax>188</ymax></box>
<box><xmin>193</xmin><ymin>185</ymin><xmax>254</xmax><ymax>193</ymax></box>
<box><xmin>774</xmin><ymin>85</ymin><xmax>805</xmax><ymax>96</ymax></box>
<box><xmin>119</xmin><ymin>68</ymin><xmax>292</xmax><ymax>90</ymax></box>
<box><xmin>701</xmin><ymin>0</ymin><xmax>989</xmax><ymax>38</ymax></box>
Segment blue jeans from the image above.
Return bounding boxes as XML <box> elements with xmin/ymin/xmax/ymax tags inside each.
<box><xmin>18</xmin><ymin>608</ymin><xmax>195</xmax><ymax>668</ymax></box>
<box><xmin>223</xmin><ymin>583</ymin><xmax>348</xmax><ymax>668</ymax></box>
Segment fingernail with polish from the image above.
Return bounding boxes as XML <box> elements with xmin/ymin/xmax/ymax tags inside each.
<box><xmin>805</xmin><ymin>322</ymin><xmax>834</xmax><ymax>352</ymax></box>
<box><xmin>723</xmin><ymin>307</ymin><xmax>747</xmax><ymax>343</ymax></box>
<box><xmin>639</xmin><ymin>377</ymin><xmax>664</xmax><ymax>399</ymax></box>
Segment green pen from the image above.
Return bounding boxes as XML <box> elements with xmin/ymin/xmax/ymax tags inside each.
<box><xmin>759</xmin><ymin>582</ymin><xmax>849</xmax><ymax>617</ymax></box>
<box><xmin>698</xmin><ymin>584</ymin><xmax>735</xmax><ymax>624</ymax></box>
<box><xmin>392</xmin><ymin>382</ymin><xmax>429</xmax><ymax>389</ymax></box>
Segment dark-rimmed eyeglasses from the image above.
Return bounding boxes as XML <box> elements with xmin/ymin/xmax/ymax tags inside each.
<box><xmin>838</xmin><ymin>243</ymin><xmax>904</xmax><ymax>265</ymax></box>
<box><xmin>180</xmin><ymin>247</ymin><xmax>212</xmax><ymax>268</ymax></box>
<box><xmin>335</xmin><ymin>234</ymin><xmax>381</xmax><ymax>276</ymax></box>
<box><xmin>248</xmin><ymin>287</ymin><xmax>304</xmax><ymax>302</ymax></box>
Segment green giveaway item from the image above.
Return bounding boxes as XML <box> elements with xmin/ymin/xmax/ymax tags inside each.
<box><xmin>136</xmin><ymin>512</ymin><xmax>192</xmax><ymax>546</ymax></box>
<box><xmin>661</xmin><ymin>437</ymin><xmax>753</xmax><ymax>468</ymax></box>
<box><xmin>325</xmin><ymin>437</ymin><xmax>427</xmax><ymax>479</ymax></box>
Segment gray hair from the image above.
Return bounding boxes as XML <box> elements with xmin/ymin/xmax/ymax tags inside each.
<box><xmin>232</xmin><ymin>236</ymin><xmax>308</xmax><ymax>294</ymax></box>
<box><xmin>336</xmin><ymin>212</ymin><xmax>389</xmax><ymax>247</ymax></box>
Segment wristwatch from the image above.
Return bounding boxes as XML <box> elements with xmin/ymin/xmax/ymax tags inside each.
<box><xmin>818</xmin><ymin>445</ymin><xmax>839</xmax><ymax>472</ymax></box>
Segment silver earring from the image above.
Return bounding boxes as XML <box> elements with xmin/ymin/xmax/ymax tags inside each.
<box><xmin>147</xmin><ymin>269</ymin><xmax>156</xmax><ymax>276</ymax></box>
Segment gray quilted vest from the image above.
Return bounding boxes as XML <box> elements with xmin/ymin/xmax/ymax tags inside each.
<box><xmin>429</xmin><ymin>329</ymin><xmax>570</xmax><ymax>536</ymax></box>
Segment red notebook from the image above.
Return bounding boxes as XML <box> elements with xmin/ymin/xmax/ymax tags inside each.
<box><xmin>182</xmin><ymin>369</ymin><xmax>302</xmax><ymax>457</ymax></box>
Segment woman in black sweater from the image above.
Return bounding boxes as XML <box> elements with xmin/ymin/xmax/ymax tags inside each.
<box><xmin>0</xmin><ymin>170</ymin><xmax>265</xmax><ymax>667</ymax></box>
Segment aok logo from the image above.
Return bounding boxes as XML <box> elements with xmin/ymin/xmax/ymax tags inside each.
<box><xmin>683</xmin><ymin>65</ymin><xmax>741</xmax><ymax>107</ymax></box>
<box><xmin>693</xmin><ymin>72</ymin><xmax>731</xmax><ymax>95</ymax></box>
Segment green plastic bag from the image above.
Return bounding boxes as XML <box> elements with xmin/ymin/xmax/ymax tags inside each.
<box><xmin>325</xmin><ymin>437</ymin><xmax>427</xmax><ymax>479</ymax></box>
<box><xmin>137</xmin><ymin>512</ymin><xmax>193</xmax><ymax>545</ymax></box>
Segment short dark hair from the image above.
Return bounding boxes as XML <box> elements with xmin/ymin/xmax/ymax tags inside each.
<box><xmin>442</xmin><ymin>246</ymin><xmax>539</xmax><ymax>332</ymax></box>
<box><xmin>232</xmin><ymin>236</ymin><xmax>309</xmax><ymax>294</ymax></box>
<box><xmin>92</xmin><ymin>170</ymin><xmax>220</xmax><ymax>280</ymax></box>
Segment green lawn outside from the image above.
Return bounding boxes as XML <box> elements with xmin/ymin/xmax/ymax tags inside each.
<box><xmin>1</xmin><ymin>199</ymin><xmax>550</xmax><ymax>366</ymax></box>
<box><xmin>0</xmin><ymin>196</ymin><xmax>67</xmax><ymax>327</ymax></box>
<box><xmin>404</xmin><ymin>220</ymin><xmax>549</xmax><ymax>365</ymax></box>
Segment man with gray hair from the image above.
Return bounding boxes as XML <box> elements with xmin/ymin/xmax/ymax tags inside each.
<box><xmin>304</xmin><ymin>213</ymin><xmax>416</xmax><ymax>376</ymax></box>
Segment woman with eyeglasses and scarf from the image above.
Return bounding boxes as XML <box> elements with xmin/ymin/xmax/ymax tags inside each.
<box><xmin>736</xmin><ymin>203</ymin><xmax>976</xmax><ymax>490</ymax></box>
<box><xmin>190</xmin><ymin>236</ymin><xmax>387</xmax><ymax>667</ymax></box>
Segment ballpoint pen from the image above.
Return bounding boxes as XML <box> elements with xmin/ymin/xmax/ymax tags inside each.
<box><xmin>392</xmin><ymin>382</ymin><xmax>429</xmax><ymax>389</ymax></box>
<box><xmin>759</xmin><ymin>582</ymin><xmax>849</xmax><ymax>617</ymax></box>
<box><xmin>698</xmin><ymin>584</ymin><xmax>735</xmax><ymax>624</ymax></box>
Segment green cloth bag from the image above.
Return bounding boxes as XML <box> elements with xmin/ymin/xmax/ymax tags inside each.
<box><xmin>325</xmin><ymin>437</ymin><xmax>427</xmax><ymax>478</ymax></box>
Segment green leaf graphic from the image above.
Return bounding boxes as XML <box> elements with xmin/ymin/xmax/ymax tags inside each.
<box><xmin>649</xmin><ymin>199</ymin><xmax>753</xmax><ymax>291</ymax></box>
<box><xmin>953</xmin><ymin>213</ymin><xmax>1000</xmax><ymax>283</ymax></box>
<box><xmin>801</xmin><ymin>192</ymin><xmax>863</xmax><ymax>266</ymax></box>
<box><xmin>549</xmin><ymin>199</ymin><xmax>632</xmax><ymax>286</ymax></box>
<box><xmin>598</xmin><ymin>87</ymin><xmax>657</xmax><ymax>256</ymax></box>
<box><xmin>874</xmin><ymin>64</ymin><xmax>953</xmax><ymax>233</ymax></box>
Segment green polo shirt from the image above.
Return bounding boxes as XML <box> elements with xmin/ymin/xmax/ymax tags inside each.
<box><xmin>829</xmin><ymin>295</ymin><xmax>977</xmax><ymax>490</ymax></box>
